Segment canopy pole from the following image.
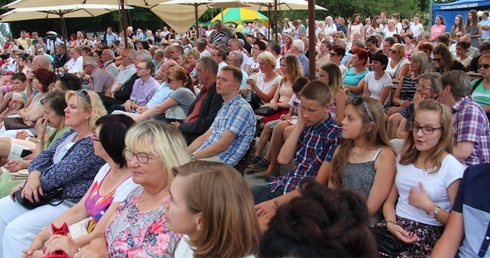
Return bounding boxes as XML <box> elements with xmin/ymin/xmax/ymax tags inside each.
<box><xmin>308</xmin><ymin>0</ymin><xmax>315</xmax><ymax>80</ymax></box>
<box><xmin>120</xmin><ymin>0</ymin><xmax>128</xmax><ymax>48</ymax></box>
<box><xmin>195</xmin><ymin>4</ymin><xmax>199</xmax><ymax>39</ymax></box>
<box><xmin>274</xmin><ymin>0</ymin><xmax>278</xmax><ymax>42</ymax></box>
<box><xmin>60</xmin><ymin>14</ymin><xmax>67</xmax><ymax>47</ymax></box>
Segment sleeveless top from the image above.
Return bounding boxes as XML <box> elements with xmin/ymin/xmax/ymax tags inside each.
<box><xmin>466</xmin><ymin>25</ymin><xmax>480</xmax><ymax>47</ymax></box>
<box><xmin>342</xmin><ymin>148</ymin><xmax>383</xmax><ymax>199</ymax></box>
<box><xmin>342</xmin><ymin>148</ymin><xmax>384</xmax><ymax>224</ymax></box>
<box><xmin>399</xmin><ymin>75</ymin><xmax>418</xmax><ymax>101</ymax></box>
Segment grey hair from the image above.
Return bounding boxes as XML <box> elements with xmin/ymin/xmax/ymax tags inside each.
<box><xmin>292</xmin><ymin>39</ymin><xmax>305</xmax><ymax>52</ymax></box>
<box><xmin>229</xmin><ymin>50</ymin><xmax>244</xmax><ymax>65</ymax></box>
<box><xmin>440</xmin><ymin>70</ymin><xmax>471</xmax><ymax>100</ymax></box>
<box><xmin>83</xmin><ymin>57</ymin><xmax>97</xmax><ymax>67</ymax></box>
<box><xmin>136</xmin><ymin>50</ymin><xmax>152</xmax><ymax>62</ymax></box>
<box><xmin>419</xmin><ymin>72</ymin><xmax>441</xmax><ymax>94</ymax></box>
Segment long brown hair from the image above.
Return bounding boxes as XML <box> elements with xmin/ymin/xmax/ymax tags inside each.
<box><xmin>280</xmin><ymin>54</ymin><xmax>303</xmax><ymax>85</ymax></box>
<box><xmin>329</xmin><ymin>97</ymin><xmax>392</xmax><ymax>189</ymax></box>
<box><xmin>399</xmin><ymin>99</ymin><xmax>453</xmax><ymax>173</ymax></box>
<box><xmin>166</xmin><ymin>66</ymin><xmax>195</xmax><ymax>95</ymax></box>
<box><xmin>172</xmin><ymin>161</ymin><xmax>261</xmax><ymax>258</ymax></box>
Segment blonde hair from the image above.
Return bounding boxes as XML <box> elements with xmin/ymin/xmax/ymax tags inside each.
<box><xmin>399</xmin><ymin>99</ymin><xmax>453</xmax><ymax>173</ymax></box>
<box><xmin>172</xmin><ymin>161</ymin><xmax>260</xmax><ymax>258</ymax></box>
<box><xmin>125</xmin><ymin>120</ymin><xmax>190</xmax><ymax>184</ymax></box>
<box><xmin>280</xmin><ymin>55</ymin><xmax>303</xmax><ymax>85</ymax></box>
<box><xmin>257</xmin><ymin>51</ymin><xmax>277</xmax><ymax>68</ymax></box>
<box><xmin>330</xmin><ymin>97</ymin><xmax>392</xmax><ymax>188</ymax></box>
<box><xmin>392</xmin><ymin>43</ymin><xmax>406</xmax><ymax>57</ymax></box>
<box><xmin>65</xmin><ymin>90</ymin><xmax>107</xmax><ymax>130</ymax></box>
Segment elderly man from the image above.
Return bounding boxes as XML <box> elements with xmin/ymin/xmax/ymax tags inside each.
<box><xmin>289</xmin><ymin>39</ymin><xmax>309</xmax><ymax>77</ymax></box>
<box><xmin>460</xmin><ymin>35</ymin><xmax>480</xmax><ymax>58</ymax></box>
<box><xmin>110</xmin><ymin>59</ymin><xmax>159</xmax><ymax>113</ymax></box>
<box><xmin>106</xmin><ymin>49</ymin><xmax>137</xmax><ymax>95</ymax></box>
<box><xmin>82</xmin><ymin>57</ymin><xmax>115</xmax><ymax>94</ymax></box>
<box><xmin>209</xmin><ymin>20</ymin><xmax>235</xmax><ymax>46</ymax></box>
<box><xmin>101</xmin><ymin>49</ymin><xmax>117</xmax><ymax>78</ymax></box>
<box><xmin>438</xmin><ymin>70</ymin><xmax>490</xmax><ymax>166</ymax></box>
<box><xmin>172</xmin><ymin>57</ymin><xmax>223</xmax><ymax>144</ymax></box>
<box><xmin>226</xmin><ymin>50</ymin><xmax>248</xmax><ymax>89</ymax></box>
<box><xmin>63</xmin><ymin>47</ymin><xmax>83</xmax><ymax>74</ymax></box>
<box><xmin>196</xmin><ymin>38</ymin><xmax>211</xmax><ymax>58</ymax></box>
<box><xmin>53</xmin><ymin>44</ymin><xmax>68</xmax><ymax>70</ymax></box>
<box><xmin>187</xmin><ymin>65</ymin><xmax>255</xmax><ymax>166</ymax></box>
<box><xmin>228</xmin><ymin>38</ymin><xmax>249</xmax><ymax>70</ymax></box>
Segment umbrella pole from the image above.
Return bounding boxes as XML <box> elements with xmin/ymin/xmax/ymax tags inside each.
<box><xmin>274</xmin><ymin>0</ymin><xmax>278</xmax><ymax>42</ymax></box>
<box><xmin>308</xmin><ymin>0</ymin><xmax>315</xmax><ymax>80</ymax></box>
<box><xmin>195</xmin><ymin>4</ymin><xmax>199</xmax><ymax>39</ymax></box>
<box><xmin>120</xmin><ymin>0</ymin><xmax>128</xmax><ymax>48</ymax></box>
<box><xmin>267</xmin><ymin>6</ymin><xmax>271</xmax><ymax>41</ymax></box>
<box><xmin>60</xmin><ymin>15</ymin><xmax>67</xmax><ymax>47</ymax></box>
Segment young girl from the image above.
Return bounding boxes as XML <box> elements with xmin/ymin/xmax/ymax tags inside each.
<box><xmin>377</xmin><ymin>99</ymin><xmax>466</xmax><ymax>257</ymax></box>
<box><xmin>255</xmin><ymin>97</ymin><xmax>396</xmax><ymax>226</ymax></box>
<box><xmin>318</xmin><ymin>63</ymin><xmax>346</xmax><ymax>123</ymax></box>
<box><xmin>164</xmin><ymin>161</ymin><xmax>260</xmax><ymax>258</ymax></box>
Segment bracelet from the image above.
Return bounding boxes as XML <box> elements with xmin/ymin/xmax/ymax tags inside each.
<box><xmin>36</xmin><ymin>139</ymin><xmax>44</xmax><ymax>143</ymax></box>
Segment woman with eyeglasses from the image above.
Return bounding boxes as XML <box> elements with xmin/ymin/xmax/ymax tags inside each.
<box><xmin>432</xmin><ymin>44</ymin><xmax>467</xmax><ymax>74</ymax></box>
<box><xmin>164</xmin><ymin>161</ymin><xmax>260</xmax><ymax>258</ymax></box>
<box><xmin>76</xmin><ymin>120</ymin><xmax>190</xmax><ymax>257</ymax></box>
<box><xmin>471</xmin><ymin>54</ymin><xmax>490</xmax><ymax>117</ymax></box>
<box><xmin>329</xmin><ymin>45</ymin><xmax>347</xmax><ymax>73</ymax></box>
<box><xmin>247</xmin><ymin>40</ymin><xmax>266</xmax><ymax>75</ymax></box>
<box><xmin>255</xmin><ymin>97</ymin><xmax>396</xmax><ymax>227</ymax></box>
<box><xmin>0</xmin><ymin>90</ymin><xmax>107</xmax><ymax>257</ymax></box>
<box><xmin>376</xmin><ymin>99</ymin><xmax>465</xmax><ymax>257</ymax></box>
<box><xmin>133</xmin><ymin>66</ymin><xmax>195</xmax><ymax>123</ymax></box>
<box><xmin>23</xmin><ymin>114</ymin><xmax>136</xmax><ymax>258</ymax></box>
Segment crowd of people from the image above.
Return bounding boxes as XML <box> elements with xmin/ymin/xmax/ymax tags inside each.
<box><xmin>0</xmin><ymin>8</ymin><xmax>488</xmax><ymax>258</ymax></box>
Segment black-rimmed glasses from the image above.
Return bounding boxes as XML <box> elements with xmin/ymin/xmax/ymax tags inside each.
<box><xmin>409</xmin><ymin>122</ymin><xmax>442</xmax><ymax>135</ymax></box>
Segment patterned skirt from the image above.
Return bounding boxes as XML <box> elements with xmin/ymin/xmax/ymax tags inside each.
<box><xmin>374</xmin><ymin>215</ymin><xmax>444</xmax><ymax>258</ymax></box>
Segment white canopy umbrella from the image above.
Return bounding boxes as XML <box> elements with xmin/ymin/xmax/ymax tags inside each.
<box><xmin>0</xmin><ymin>4</ymin><xmax>132</xmax><ymax>41</ymax></box>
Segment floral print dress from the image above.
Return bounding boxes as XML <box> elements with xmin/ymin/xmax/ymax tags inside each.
<box><xmin>105</xmin><ymin>186</ymin><xmax>181</xmax><ymax>257</ymax></box>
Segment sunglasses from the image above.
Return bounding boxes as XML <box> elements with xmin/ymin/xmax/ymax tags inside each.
<box><xmin>479</xmin><ymin>64</ymin><xmax>490</xmax><ymax>70</ymax></box>
<box><xmin>329</xmin><ymin>52</ymin><xmax>338</xmax><ymax>56</ymax></box>
<box><xmin>76</xmin><ymin>89</ymin><xmax>91</xmax><ymax>104</ymax></box>
<box><xmin>390</xmin><ymin>49</ymin><xmax>399</xmax><ymax>54</ymax></box>
<box><xmin>433</xmin><ymin>58</ymin><xmax>442</xmax><ymax>62</ymax></box>
<box><xmin>166</xmin><ymin>78</ymin><xmax>176</xmax><ymax>83</ymax></box>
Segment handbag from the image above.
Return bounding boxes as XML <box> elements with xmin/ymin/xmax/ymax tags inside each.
<box><xmin>4</xmin><ymin>117</ymin><xmax>30</xmax><ymax>130</ymax></box>
<box><xmin>371</xmin><ymin>227</ymin><xmax>410</xmax><ymax>256</ymax></box>
<box><xmin>254</xmin><ymin>107</ymin><xmax>287</xmax><ymax>116</ymax></box>
<box><xmin>14</xmin><ymin>185</ymin><xmax>66</xmax><ymax>210</ymax></box>
<box><xmin>42</xmin><ymin>223</ymin><xmax>70</xmax><ymax>258</ymax></box>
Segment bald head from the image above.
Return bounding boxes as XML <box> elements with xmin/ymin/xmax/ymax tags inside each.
<box><xmin>460</xmin><ymin>36</ymin><xmax>471</xmax><ymax>43</ymax></box>
<box><xmin>32</xmin><ymin>55</ymin><xmax>52</xmax><ymax>71</ymax></box>
<box><xmin>160</xmin><ymin>59</ymin><xmax>178</xmax><ymax>80</ymax></box>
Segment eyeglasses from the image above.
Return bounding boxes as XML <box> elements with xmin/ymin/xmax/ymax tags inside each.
<box><xmin>77</xmin><ymin>89</ymin><xmax>91</xmax><ymax>104</ymax></box>
<box><xmin>416</xmin><ymin>83</ymin><xmax>432</xmax><ymax>90</ymax></box>
<box><xmin>479</xmin><ymin>64</ymin><xmax>490</xmax><ymax>70</ymax></box>
<box><xmin>329</xmin><ymin>52</ymin><xmax>338</xmax><ymax>56</ymax></box>
<box><xmin>390</xmin><ymin>49</ymin><xmax>399</xmax><ymax>54</ymax></box>
<box><xmin>433</xmin><ymin>58</ymin><xmax>442</xmax><ymax>62</ymax></box>
<box><xmin>353</xmin><ymin>97</ymin><xmax>374</xmax><ymax>121</ymax></box>
<box><xmin>136</xmin><ymin>66</ymin><xmax>147</xmax><ymax>70</ymax></box>
<box><xmin>409</xmin><ymin>122</ymin><xmax>442</xmax><ymax>135</ymax></box>
<box><xmin>123</xmin><ymin>150</ymin><xmax>155</xmax><ymax>164</ymax></box>
<box><xmin>166</xmin><ymin>78</ymin><xmax>176</xmax><ymax>83</ymax></box>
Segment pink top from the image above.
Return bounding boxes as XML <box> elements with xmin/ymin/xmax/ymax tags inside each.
<box><xmin>430</xmin><ymin>24</ymin><xmax>446</xmax><ymax>40</ymax></box>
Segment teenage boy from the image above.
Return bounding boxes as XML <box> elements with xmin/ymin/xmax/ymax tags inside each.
<box><xmin>251</xmin><ymin>80</ymin><xmax>342</xmax><ymax>204</ymax></box>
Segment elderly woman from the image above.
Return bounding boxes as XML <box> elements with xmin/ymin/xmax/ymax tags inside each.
<box><xmin>76</xmin><ymin>120</ymin><xmax>190</xmax><ymax>257</ymax></box>
<box><xmin>0</xmin><ymin>90</ymin><xmax>107</xmax><ymax>257</ymax></box>
<box><xmin>164</xmin><ymin>161</ymin><xmax>260</xmax><ymax>258</ymax></box>
<box><xmin>0</xmin><ymin>92</ymin><xmax>70</xmax><ymax>198</ymax></box>
<box><xmin>316</xmin><ymin>39</ymin><xmax>331</xmax><ymax>70</ymax></box>
<box><xmin>246</xmin><ymin>52</ymin><xmax>282</xmax><ymax>110</ymax></box>
<box><xmin>0</xmin><ymin>68</ymin><xmax>56</xmax><ymax>138</ymax></box>
<box><xmin>24</xmin><ymin>115</ymin><xmax>137</xmax><ymax>258</ymax></box>
<box><xmin>386</xmin><ymin>43</ymin><xmax>409</xmax><ymax>80</ymax></box>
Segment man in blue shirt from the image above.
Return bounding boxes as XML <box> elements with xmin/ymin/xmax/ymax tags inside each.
<box><xmin>187</xmin><ymin>65</ymin><xmax>256</xmax><ymax>166</ymax></box>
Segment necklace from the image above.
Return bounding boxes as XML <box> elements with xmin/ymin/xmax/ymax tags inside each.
<box><xmin>139</xmin><ymin>188</ymin><xmax>167</xmax><ymax>204</ymax></box>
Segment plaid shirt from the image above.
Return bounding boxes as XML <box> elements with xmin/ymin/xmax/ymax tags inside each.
<box><xmin>198</xmin><ymin>94</ymin><xmax>256</xmax><ymax>166</ymax></box>
<box><xmin>452</xmin><ymin>96</ymin><xmax>490</xmax><ymax>166</ymax></box>
<box><xmin>269</xmin><ymin>116</ymin><xmax>342</xmax><ymax>194</ymax></box>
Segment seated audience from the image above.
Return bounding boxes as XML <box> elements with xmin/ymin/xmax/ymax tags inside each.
<box><xmin>376</xmin><ymin>99</ymin><xmax>466</xmax><ymax>257</ymax></box>
<box><xmin>172</xmin><ymin>57</ymin><xmax>223</xmax><ymax>145</ymax></box>
<box><xmin>439</xmin><ymin>70</ymin><xmax>490</xmax><ymax>165</ymax></box>
<box><xmin>74</xmin><ymin>120</ymin><xmax>190</xmax><ymax>257</ymax></box>
<box><xmin>470</xmin><ymin>54</ymin><xmax>490</xmax><ymax>118</ymax></box>
<box><xmin>0</xmin><ymin>90</ymin><xmax>107</xmax><ymax>257</ymax></box>
<box><xmin>164</xmin><ymin>161</ymin><xmax>260</xmax><ymax>258</ymax></box>
<box><xmin>361</xmin><ymin>53</ymin><xmax>393</xmax><ymax>105</ymax></box>
<box><xmin>23</xmin><ymin>114</ymin><xmax>136</xmax><ymax>257</ymax></box>
<box><xmin>386</xmin><ymin>43</ymin><xmax>409</xmax><ymax>80</ymax></box>
<box><xmin>245</xmin><ymin>52</ymin><xmax>282</xmax><ymax>110</ymax></box>
<box><xmin>187</xmin><ymin>66</ymin><xmax>255</xmax><ymax>166</ymax></box>
<box><xmin>433</xmin><ymin>44</ymin><xmax>467</xmax><ymax>73</ymax></box>
<box><xmin>343</xmin><ymin>47</ymin><xmax>370</xmax><ymax>97</ymax></box>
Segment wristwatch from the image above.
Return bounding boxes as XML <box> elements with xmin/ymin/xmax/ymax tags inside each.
<box><xmin>190</xmin><ymin>153</ymin><xmax>196</xmax><ymax>161</ymax></box>
<box><xmin>426</xmin><ymin>205</ymin><xmax>440</xmax><ymax>218</ymax></box>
